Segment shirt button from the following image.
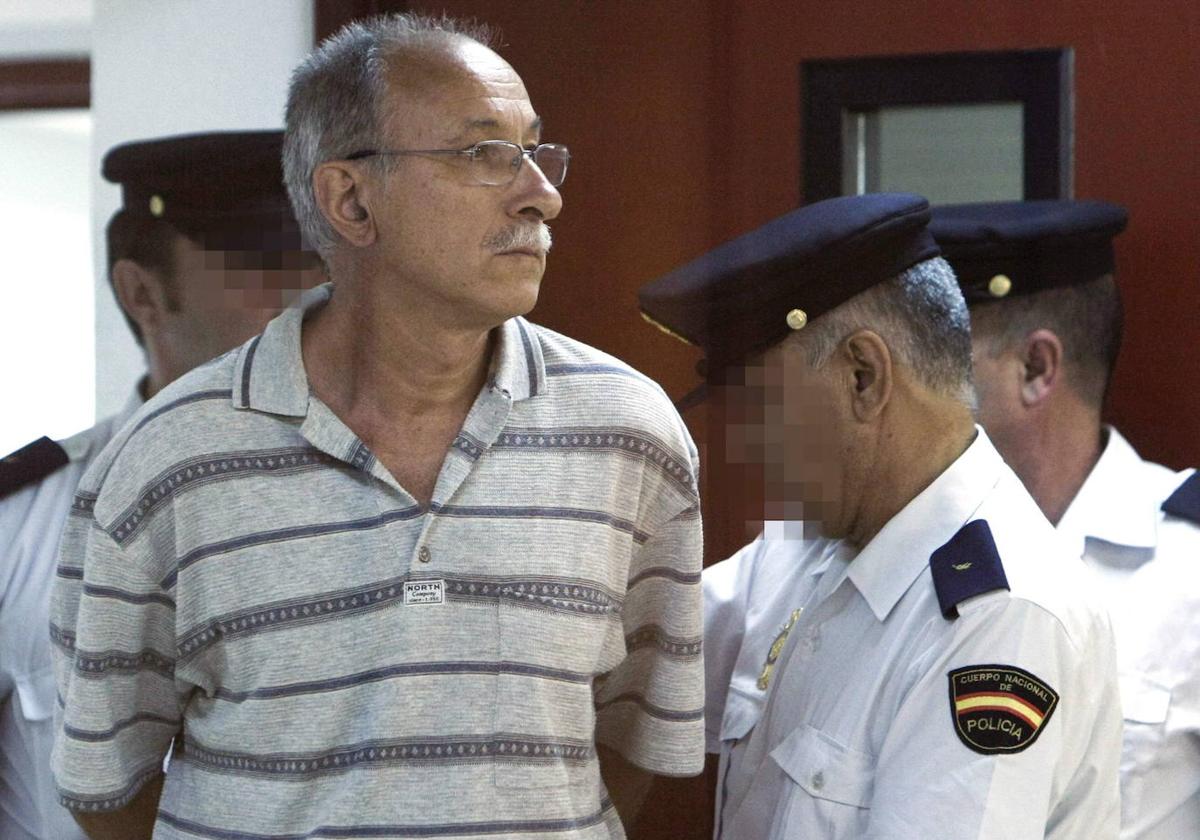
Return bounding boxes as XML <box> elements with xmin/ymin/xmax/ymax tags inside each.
<box><xmin>811</xmin><ymin>771</ymin><xmax>824</xmax><ymax>791</ymax></box>
<box><xmin>417</xmin><ymin>546</ymin><xmax>432</xmax><ymax>563</ymax></box>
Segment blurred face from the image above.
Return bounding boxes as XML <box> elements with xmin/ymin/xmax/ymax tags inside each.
<box><xmin>366</xmin><ymin>42</ymin><xmax>563</xmax><ymax>329</ymax></box>
<box><xmin>726</xmin><ymin>335</ymin><xmax>855</xmax><ymax>535</ymax></box>
<box><xmin>165</xmin><ymin>234</ymin><xmax>325</xmax><ymax>369</ymax></box>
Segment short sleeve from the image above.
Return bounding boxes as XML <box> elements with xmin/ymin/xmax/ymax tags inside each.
<box><xmin>50</xmin><ymin>501</ymin><xmax>181</xmax><ymax>813</ymax></box>
<box><xmin>865</xmin><ymin>597</ymin><xmax>1122</xmax><ymax>839</ymax></box>
<box><xmin>593</xmin><ymin>498</ymin><xmax>705</xmax><ymax>777</ymax></box>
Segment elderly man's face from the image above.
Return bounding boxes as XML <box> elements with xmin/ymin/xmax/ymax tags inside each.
<box><xmin>368</xmin><ymin>42</ymin><xmax>563</xmax><ymax>329</ymax></box>
<box><xmin>728</xmin><ymin>334</ymin><xmax>854</xmax><ymax>534</ymax></box>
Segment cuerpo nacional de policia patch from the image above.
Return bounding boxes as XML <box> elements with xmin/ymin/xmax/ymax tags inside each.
<box><xmin>948</xmin><ymin>665</ymin><xmax>1059</xmax><ymax>754</ymax></box>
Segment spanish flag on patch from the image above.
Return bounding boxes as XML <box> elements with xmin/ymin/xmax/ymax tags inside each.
<box><xmin>948</xmin><ymin>665</ymin><xmax>1059</xmax><ymax>754</ymax></box>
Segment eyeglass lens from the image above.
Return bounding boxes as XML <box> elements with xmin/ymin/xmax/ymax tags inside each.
<box><xmin>476</xmin><ymin>143</ymin><xmax>569</xmax><ymax>187</ymax></box>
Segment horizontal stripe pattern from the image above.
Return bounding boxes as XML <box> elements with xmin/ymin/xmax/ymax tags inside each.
<box><xmin>154</xmin><ymin>801</ymin><xmax>615</xmax><ymax>839</ymax></box>
<box><xmin>109</xmin><ymin>447</ymin><xmax>338</xmax><ymax>545</ymax></box>
<box><xmin>210</xmin><ymin>661</ymin><xmax>592</xmax><ymax>705</ymax></box>
<box><xmin>179</xmin><ymin>733</ymin><xmax>595</xmax><ymax>780</ymax></box>
<box><xmin>955</xmin><ymin>692</ymin><xmax>1046</xmax><ymax>728</ymax></box>
<box><xmin>491</xmin><ymin>426</ymin><xmax>696</xmax><ymax>498</ymax></box>
<box><xmin>51</xmin><ymin>305</ymin><xmax>702</xmax><ymax>836</ymax></box>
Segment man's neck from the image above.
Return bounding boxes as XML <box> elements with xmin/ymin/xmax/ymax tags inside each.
<box><xmin>845</xmin><ymin>400</ymin><xmax>977</xmax><ymax>548</ymax></box>
<box><xmin>1007</xmin><ymin>403</ymin><xmax>1104</xmax><ymax>526</ymax></box>
<box><xmin>300</xmin><ymin>276</ymin><xmax>495</xmax><ymax>427</ymax></box>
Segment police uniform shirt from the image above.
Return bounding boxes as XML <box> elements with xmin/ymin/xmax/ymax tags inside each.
<box><xmin>1055</xmin><ymin>426</ymin><xmax>1200</xmax><ymax>840</ymax></box>
<box><xmin>705</xmin><ymin>429</ymin><xmax>1122</xmax><ymax>839</ymax></box>
<box><xmin>0</xmin><ymin>393</ymin><xmax>140</xmax><ymax>840</ymax></box>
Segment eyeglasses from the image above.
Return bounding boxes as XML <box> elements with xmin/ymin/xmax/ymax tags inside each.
<box><xmin>345</xmin><ymin>141</ymin><xmax>570</xmax><ymax>187</ymax></box>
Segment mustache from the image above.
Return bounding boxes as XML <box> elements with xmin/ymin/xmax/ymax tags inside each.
<box><xmin>484</xmin><ymin>223</ymin><xmax>553</xmax><ymax>254</ymax></box>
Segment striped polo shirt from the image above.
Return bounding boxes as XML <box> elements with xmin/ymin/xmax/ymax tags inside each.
<box><xmin>50</xmin><ymin>284</ymin><xmax>704</xmax><ymax>839</ymax></box>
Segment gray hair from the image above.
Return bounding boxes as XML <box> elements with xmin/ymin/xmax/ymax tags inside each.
<box><xmin>282</xmin><ymin>14</ymin><xmax>496</xmax><ymax>259</ymax></box>
<box><xmin>799</xmin><ymin>256</ymin><xmax>976</xmax><ymax>407</ymax></box>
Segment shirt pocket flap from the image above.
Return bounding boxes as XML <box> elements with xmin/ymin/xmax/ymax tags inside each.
<box><xmin>1120</xmin><ymin>673</ymin><xmax>1171</xmax><ymax>724</ymax></box>
<box><xmin>15</xmin><ymin>667</ymin><xmax>57</xmax><ymax>722</ymax></box>
<box><xmin>719</xmin><ymin>688</ymin><xmax>762</xmax><ymax>742</ymax></box>
<box><xmin>769</xmin><ymin>724</ymin><xmax>874</xmax><ymax>808</ymax></box>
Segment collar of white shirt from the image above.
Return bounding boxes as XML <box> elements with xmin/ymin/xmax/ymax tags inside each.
<box><xmin>1056</xmin><ymin>425</ymin><xmax>1162</xmax><ymax>555</ymax></box>
<box><xmin>837</xmin><ymin>426</ymin><xmax>1005</xmax><ymax>622</ymax></box>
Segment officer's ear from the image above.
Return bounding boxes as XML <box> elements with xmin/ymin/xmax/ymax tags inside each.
<box><xmin>313</xmin><ymin>160</ymin><xmax>377</xmax><ymax>250</ymax></box>
<box><xmin>111</xmin><ymin>258</ymin><xmax>174</xmax><ymax>341</ymax></box>
<box><xmin>1018</xmin><ymin>329</ymin><xmax>1063</xmax><ymax>408</ymax></box>
<box><xmin>842</xmin><ymin>329</ymin><xmax>892</xmax><ymax>422</ymax></box>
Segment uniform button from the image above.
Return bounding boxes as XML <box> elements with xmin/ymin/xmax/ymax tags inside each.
<box><xmin>811</xmin><ymin>771</ymin><xmax>824</xmax><ymax>791</ymax></box>
<box><xmin>417</xmin><ymin>546</ymin><xmax>432</xmax><ymax>563</ymax></box>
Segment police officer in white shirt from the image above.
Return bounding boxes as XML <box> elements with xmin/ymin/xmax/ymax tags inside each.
<box><xmin>639</xmin><ymin>192</ymin><xmax>1122</xmax><ymax>839</ymax></box>
<box><xmin>0</xmin><ymin>131</ymin><xmax>324</xmax><ymax>840</ymax></box>
<box><xmin>931</xmin><ymin>199</ymin><xmax>1200</xmax><ymax>840</ymax></box>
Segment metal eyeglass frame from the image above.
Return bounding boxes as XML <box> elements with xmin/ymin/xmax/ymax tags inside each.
<box><xmin>344</xmin><ymin>140</ymin><xmax>570</xmax><ymax>187</ymax></box>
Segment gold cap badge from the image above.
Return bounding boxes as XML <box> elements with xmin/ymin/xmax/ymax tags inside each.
<box><xmin>786</xmin><ymin>308</ymin><xmax>808</xmax><ymax>331</ymax></box>
<box><xmin>148</xmin><ymin>194</ymin><xmax>165</xmax><ymax>217</ymax></box>
<box><xmin>988</xmin><ymin>274</ymin><xmax>1012</xmax><ymax>298</ymax></box>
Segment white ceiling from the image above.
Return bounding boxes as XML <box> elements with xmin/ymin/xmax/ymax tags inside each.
<box><xmin>0</xmin><ymin>0</ymin><xmax>91</xmax><ymax>58</ymax></box>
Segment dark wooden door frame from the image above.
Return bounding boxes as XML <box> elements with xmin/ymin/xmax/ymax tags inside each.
<box><xmin>0</xmin><ymin>59</ymin><xmax>89</xmax><ymax>110</ymax></box>
<box><xmin>801</xmin><ymin>49</ymin><xmax>1073</xmax><ymax>203</ymax></box>
<box><xmin>315</xmin><ymin>0</ymin><xmax>410</xmax><ymax>44</ymax></box>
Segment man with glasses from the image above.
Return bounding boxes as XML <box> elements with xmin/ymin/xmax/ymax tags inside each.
<box><xmin>0</xmin><ymin>130</ymin><xmax>323</xmax><ymax>840</ymax></box>
<box><xmin>50</xmin><ymin>14</ymin><xmax>703</xmax><ymax>840</ymax></box>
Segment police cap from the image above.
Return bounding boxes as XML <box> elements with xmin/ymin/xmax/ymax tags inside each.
<box><xmin>929</xmin><ymin>200</ymin><xmax>1128</xmax><ymax>304</ymax></box>
<box><xmin>638</xmin><ymin>193</ymin><xmax>940</xmax><ymax>370</ymax></box>
<box><xmin>102</xmin><ymin>130</ymin><xmax>303</xmax><ymax>252</ymax></box>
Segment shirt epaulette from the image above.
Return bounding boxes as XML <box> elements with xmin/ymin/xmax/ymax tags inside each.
<box><xmin>1161</xmin><ymin>472</ymin><xmax>1200</xmax><ymax>526</ymax></box>
<box><xmin>930</xmin><ymin>519</ymin><xmax>1011</xmax><ymax>619</ymax></box>
<box><xmin>0</xmin><ymin>436</ymin><xmax>69</xmax><ymax>500</ymax></box>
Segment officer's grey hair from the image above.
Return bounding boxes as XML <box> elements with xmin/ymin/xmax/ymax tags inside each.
<box><xmin>283</xmin><ymin>13</ymin><xmax>496</xmax><ymax>259</ymax></box>
<box><xmin>798</xmin><ymin>256</ymin><xmax>976</xmax><ymax>407</ymax></box>
<box><xmin>969</xmin><ymin>274</ymin><xmax>1122</xmax><ymax>408</ymax></box>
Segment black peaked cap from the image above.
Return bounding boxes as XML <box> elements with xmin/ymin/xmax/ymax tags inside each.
<box><xmin>102</xmin><ymin>130</ymin><xmax>303</xmax><ymax>251</ymax></box>
<box><xmin>638</xmin><ymin>193</ymin><xmax>941</xmax><ymax>369</ymax></box>
<box><xmin>930</xmin><ymin>200</ymin><xmax>1128</xmax><ymax>304</ymax></box>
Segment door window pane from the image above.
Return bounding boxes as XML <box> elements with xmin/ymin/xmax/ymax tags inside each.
<box><xmin>842</xmin><ymin>102</ymin><xmax>1024</xmax><ymax>203</ymax></box>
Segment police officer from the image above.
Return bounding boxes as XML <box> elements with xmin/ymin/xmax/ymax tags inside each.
<box><xmin>0</xmin><ymin>131</ymin><xmax>323</xmax><ymax>840</ymax></box>
<box><xmin>638</xmin><ymin>192</ymin><xmax>1122</xmax><ymax>839</ymax></box>
<box><xmin>931</xmin><ymin>199</ymin><xmax>1200</xmax><ymax>840</ymax></box>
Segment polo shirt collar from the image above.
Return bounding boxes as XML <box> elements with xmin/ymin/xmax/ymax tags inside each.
<box><xmin>846</xmin><ymin>427</ymin><xmax>1004</xmax><ymax>622</ymax></box>
<box><xmin>232</xmin><ymin>283</ymin><xmax>548</xmax><ymax>418</ymax></box>
<box><xmin>1056</xmin><ymin>425</ymin><xmax>1158</xmax><ymax>553</ymax></box>
<box><xmin>488</xmin><ymin>315</ymin><xmax>547</xmax><ymax>402</ymax></box>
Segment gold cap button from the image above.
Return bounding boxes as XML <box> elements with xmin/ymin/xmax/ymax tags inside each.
<box><xmin>988</xmin><ymin>274</ymin><xmax>1012</xmax><ymax>298</ymax></box>
<box><xmin>786</xmin><ymin>308</ymin><xmax>808</xmax><ymax>331</ymax></box>
<box><xmin>148</xmin><ymin>195</ymin><xmax>165</xmax><ymax>217</ymax></box>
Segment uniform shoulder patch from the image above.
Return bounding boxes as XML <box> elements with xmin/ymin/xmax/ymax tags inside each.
<box><xmin>929</xmin><ymin>519</ymin><xmax>1010</xmax><ymax>618</ymax></box>
<box><xmin>0</xmin><ymin>436</ymin><xmax>70</xmax><ymax>500</ymax></box>
<box><xmin>1161</xmin><ymin>471</ymin><xmax>1200</xmax><ymax>526</ymax></box>
<box><xmin>948</xmin><ymin>665</ymin><xmax>1059</xmax><ymax>754</ymax></box>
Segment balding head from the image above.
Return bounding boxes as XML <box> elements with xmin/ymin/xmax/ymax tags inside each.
<box><xmin>283</xmin><ymin>14</ymin><xmax>498</xmax><ymax>259</ymax></box>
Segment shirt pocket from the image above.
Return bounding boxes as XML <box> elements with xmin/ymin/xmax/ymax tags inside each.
<box><xmin>493</xmin><ymin>595</ymin><xmax>621</xmax><ymax>790</ymax></box>
<box><xmin>1118</xmin><ymin>673</ymin><xmax>1171</xmax><ymax>773</ymax></box>
<box><xmin>769</xmin><ymin>723</ymin><xmax>874</xmax><ymax>833</ymax></box>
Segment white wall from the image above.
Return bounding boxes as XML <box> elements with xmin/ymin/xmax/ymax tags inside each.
<box><xmin>91</xmin><ymin>0</ymin><xmax>313</xmax><ymax>418</ymax></box>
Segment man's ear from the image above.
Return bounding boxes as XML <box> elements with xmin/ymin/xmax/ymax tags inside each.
<box><xmin>842</xmin><ymin>329</ymin><xmax>893</xmax><ymax>421</ymax></box>
<box><xmin>1018</xmin><ymin>328</ymin><xmax>1063</xmax><ymax>408</ymax></box>
<box><xmin>111</xmin><ymin>258</ymin><xmax>172</xmax><ymax>341</ymax></box>
<box><xmin>313</xmin><ymin>161</ymin><xmax>377</xmax><ymax>249</ymax></box>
